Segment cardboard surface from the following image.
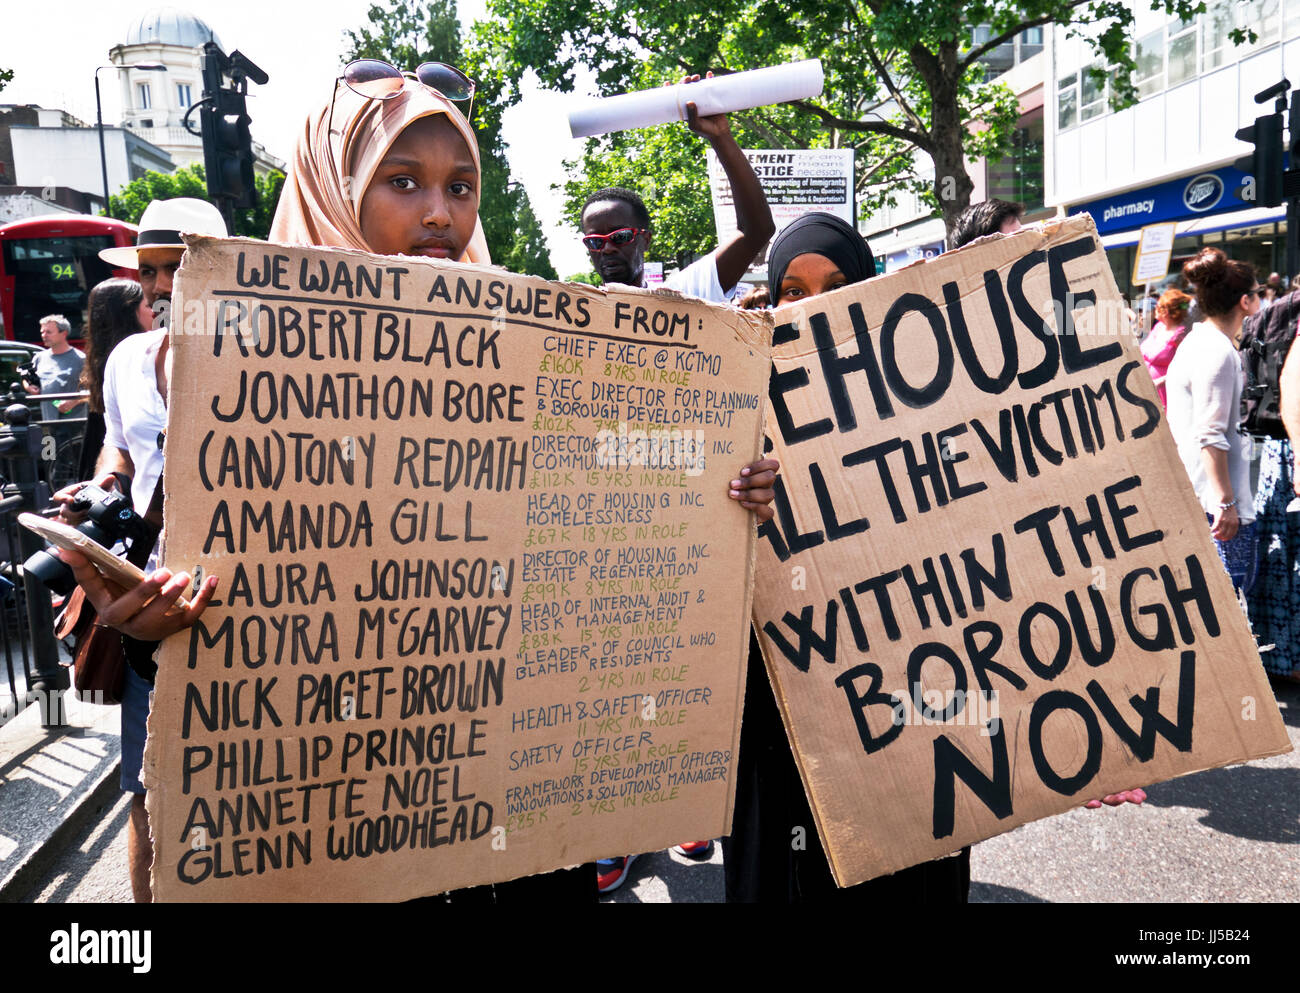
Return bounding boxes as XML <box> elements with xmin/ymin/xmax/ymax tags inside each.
<box><xmin>144</xmin><ymin>237</ymin><xmax>771</xmax><ymax>901</ymax></box>
<box><xmin>1132</xmin><ymin>222</ymin><xmax>1177</xmax><ymax>286</ymax></box>
<box><xmin>751</xmin><ymin>215</ymin><xmax>1292</xmax><ymax>887</ymax></box>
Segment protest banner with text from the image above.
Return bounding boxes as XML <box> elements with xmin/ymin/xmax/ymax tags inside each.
<box><xmin>751</xmin><ymin>215</ymin><xmax>1292</xmax><ymax>887</ymax></box>
<box><xmin>144</xmin><ymin>237</ymin><xmax>771</xmax><ymax>901</ymax></box>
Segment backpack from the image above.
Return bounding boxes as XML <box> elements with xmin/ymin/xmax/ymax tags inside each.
<box><xmin>1240</xmin><ymin>290</ymin><xmax>1300</xmax><ymax>440</ymax></box>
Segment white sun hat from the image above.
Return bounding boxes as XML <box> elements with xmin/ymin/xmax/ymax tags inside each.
<box><xmin>98</xmin><ymin>197</ymin><xmax>229</xmax><ymax>269</ymax></box>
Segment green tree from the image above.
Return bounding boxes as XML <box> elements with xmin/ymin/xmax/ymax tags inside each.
<box><xmin>498</xmin><ymin>194</ymin><xmax>559</xmax><ymax>278</ymax></box>
<box><xmin>0</xmin><ymin>67</ymin><xmax>13</xmax><ymax>94</ymax></box>
<box><xmin>344</xmin><ymin>0</ymin><xmax>557</xmax><ymax>278</ymax></box>
<box><xmin>106</xmin><ymin>163</ymin><xmax>285</xmax><ymax>240</ymax></box>
<box><xmin>106</xmin><ymin>163</ymin><xmax>208</xmax><ymax>222</ymax></box>
<box><xmin>482</xmin><ymin>0</ymin><xmax>1237</xmax><ymax>246</ymax></box>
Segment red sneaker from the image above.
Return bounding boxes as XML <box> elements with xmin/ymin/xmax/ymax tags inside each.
<box><xmin>596</xmin><ymin>855</ymin><xmax>637</xmax><ymax>893</ymax></box>
<box><xmin>672</xmin><ymin>840</ymin><xmax>714</xmax><ymax>858</ymax></box>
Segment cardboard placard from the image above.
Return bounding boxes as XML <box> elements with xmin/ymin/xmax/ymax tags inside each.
<box><xmin>1132</xmin><ymin>222</ymin><xmax>1177</xmax><ymax>286</ymax></box>
<box><xmin>751</xmin><ymin>215</ymin><xmax>1291</xmax><ymax>887</ymax></box>
<box><xmin>144</xmin><ymin>237</ymin><xmax>771</xmax><ymax>901</ymax></box>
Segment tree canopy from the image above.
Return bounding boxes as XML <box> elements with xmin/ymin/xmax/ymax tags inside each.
<box><xmin>345</xmin><ymin>0</ymin><xmax>558</xmax><ymax>278</ymax></box>
<box><xmin>480</xmin><ymin>0</ymin><xmax>1230</xmax><ymax>259</ymax></box>
<box><xmin>106</xmin><ymin>163</ymin><xmax>284</xmax><ymax>240</ymax></box>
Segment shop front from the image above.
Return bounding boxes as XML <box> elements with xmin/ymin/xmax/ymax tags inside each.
<box><xmin>1068</xmin><ymin>164</ymin><xmax>1285</xmax><ymax>298</ymax></box>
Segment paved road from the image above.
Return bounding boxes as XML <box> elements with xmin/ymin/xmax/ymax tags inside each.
<box><xmin>19</xmin><ymin>679</ymin><xmax>1298</xmax><ymax>904</ymax></box>
<box><xmin>603</xmin><ymin>677</ymin><xmax>1300</xmax><ymax>904</ymax></box>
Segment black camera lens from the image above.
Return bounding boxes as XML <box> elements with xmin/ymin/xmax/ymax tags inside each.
<box><xmin>24</xmin><ymin>549</ymin><xmax>76</xmax><ymax>597</ymax></box>
<box><xmin>24</xmin><ymin>484</ymin><xmax>151</xmax><ymax>597</ymax></box>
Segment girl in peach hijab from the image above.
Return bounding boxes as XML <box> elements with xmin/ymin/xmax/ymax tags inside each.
<box><xmin>274</xmin><ymin>65</ymin><xmax>605</xmax><ymax>906</ymax></box>
<box><xmin>270</xmin><ymin>67</ymin><xmax>490</xmax><ymax>264</ymax></box>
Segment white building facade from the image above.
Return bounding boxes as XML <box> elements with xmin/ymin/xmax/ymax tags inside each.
<box><xmin>865</xmin><ymin>29</ymin><xmax>1050</xmax><ymax>271</ymax></box>
<box><xmin>9</xmin><ymin>118</ymin><xmax>174</xmax><ymax>201</ymax></box>
<box><xmin>109</xmin><ymin>7</ymin><xmax>283</xmax><ymax>178</ymax></box>
<box><xmin>1050</xmin><ymin>0</ymin><xmax>1300</xmax><ymax>294</ymax></box>
<box><xmin>0</xmin><ymin>103</ymin><xmax>174</xmax><ymax>214</ymax></box>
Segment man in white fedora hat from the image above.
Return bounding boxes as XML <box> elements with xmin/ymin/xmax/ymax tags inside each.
<box><xmin>98</xmin><ymin>197</ymin><xmax>229</xmax><ymax>328</ymax></box>
<box><xmin>59</xmin><ymin>197</ymin><xmax>228</xmax><ymax>901</ymax></box>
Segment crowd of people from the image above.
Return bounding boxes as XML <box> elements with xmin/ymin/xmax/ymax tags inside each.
<box><xmin>1146</xmin><ymin>250</ymin><xmax>1300</xmax><ymax>686</ymax></box>
<box><xmin>38</xmin><ymin>61</ymin><xmax>1297</xmax><ymax>906</ymax></box>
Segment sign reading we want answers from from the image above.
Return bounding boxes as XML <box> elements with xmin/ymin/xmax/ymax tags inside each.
<box><xmin>146</xmin><ymin>237</ymin><xmax>771</xmax><ymax>901</ymax></box>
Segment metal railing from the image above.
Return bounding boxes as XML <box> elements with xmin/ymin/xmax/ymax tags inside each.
<box><xmin>23</xmin><ymin>391</ymin><xmax>89</xmax><ymax>493</ymax></box>
<box><xmin>0</xmin><ymin>391</ymin><xmax>86</xmax><ymax>730</ymax></box>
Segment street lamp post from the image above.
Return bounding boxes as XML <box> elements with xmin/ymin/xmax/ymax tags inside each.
<box><xmin>95</xmin><ymin>62</ymin><xmax>166</xmax><ymax>217</ymax></box>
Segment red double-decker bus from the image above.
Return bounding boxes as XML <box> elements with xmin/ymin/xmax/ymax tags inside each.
<box><xmin>0</xmin><ymin>214</ymin><xmax>138</xmax><ymax>343</ymax></box>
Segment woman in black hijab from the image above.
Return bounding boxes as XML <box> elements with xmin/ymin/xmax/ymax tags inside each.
<box><xmin>765</xmin><ymin>211</ymin><xmax>875</xmax><ymax>304</ymax></box>
<box><xmin>722</xmin><ymin>212</ymin><xmax>971</xmax><ymax>904</ymax></box>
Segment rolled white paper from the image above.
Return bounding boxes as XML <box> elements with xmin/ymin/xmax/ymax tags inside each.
<box><xmin>568</xmin><ymin>59</ymin><xmax>824</xmax><ymax>139</ymax></box>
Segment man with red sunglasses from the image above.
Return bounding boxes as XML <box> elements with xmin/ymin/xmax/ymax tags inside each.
<box><xmin>582</xmin><ymin>76</ymin><xmax>774</xmax><ymax>895</ymax></box>
<box><xmin>580</xmin><ymin>74</ymin><xmax>774</xmax><ymax>301</ymax></box>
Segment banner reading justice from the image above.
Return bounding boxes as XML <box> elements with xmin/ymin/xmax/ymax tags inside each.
<box><xmin>751</xmin><ymin>215</ymin><xmax>1291</xmax><ymax>887</ymax></box>
<box><xmin>145</xmin><ymin>237</ymin><xmax>771</xmax><ymax>901</ymax></box>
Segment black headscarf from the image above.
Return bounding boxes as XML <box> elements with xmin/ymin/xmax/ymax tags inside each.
<box><xmin>766</xmin><ymin>212</ymin><xmax>875</xmax><ymax>302</ymax></box>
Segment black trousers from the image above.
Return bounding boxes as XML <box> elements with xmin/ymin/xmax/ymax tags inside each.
<box><xmin>723</xmin><ymin>633</ymin><xmax>971</xmax><ymax>905</ymax></box>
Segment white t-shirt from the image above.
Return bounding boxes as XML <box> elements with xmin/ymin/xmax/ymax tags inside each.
<box><xmin>102</xmin><ymin>328</ymin><xmax>167</xmax><ymax>519</ymax></box>
<box><xmin>660</xmin><ymin>251</ymin><xmax>732</xmax><ymax>304</ymax></box>
<box><xmin>1165</xmin><ymin>321</ymin><xmax>1255</xmax><ymax>524</ymax></box>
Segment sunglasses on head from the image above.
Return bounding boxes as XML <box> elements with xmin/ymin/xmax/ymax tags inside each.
<box><xmin>328</xmin><ymin>59</ymin><xmax>476</xmax><ymax>135</ymax></box>
<box><xmin>581</xmin><ymin>227</ymin><xmax>646</xmax><ymax>251</ymax></box>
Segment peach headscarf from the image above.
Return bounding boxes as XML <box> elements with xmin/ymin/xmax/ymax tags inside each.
<box><xmin>270</xmin><ymin>76</ymin><xmax>490</xmax><ymax>263</ymax></box>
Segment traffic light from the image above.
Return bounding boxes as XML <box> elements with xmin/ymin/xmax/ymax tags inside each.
<box><xmin>196</xmin><ymin>44</ymin><xmax>266</xmax><ymax>214</ymax></box>
<box><xmin>200</xmin><ymin>85</ymin><xmax>256</xmax><ymax>208</ymax></box>
<box><xmin>1235</xmin><ymin>112</ymin><xmax>1284</xmax><ymax>207</ymax></box>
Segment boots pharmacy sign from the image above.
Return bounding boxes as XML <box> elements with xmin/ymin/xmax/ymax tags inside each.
<box><xmin>1071</xmin><ymin>165</ymin><xmax>1253</xmax><ymax>236</ymax></box>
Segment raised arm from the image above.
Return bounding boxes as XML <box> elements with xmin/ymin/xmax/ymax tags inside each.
<box><xmin>681</xmin><ymin>74</ymin><xmax>776</xmax><ymax>294</ymax></box>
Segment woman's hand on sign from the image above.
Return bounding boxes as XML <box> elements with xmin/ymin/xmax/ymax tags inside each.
<box><xmin>56</xmin><ymin>547</ymin><xmax>218</xmax><ymax>641</ymax></box>
<box><xmin>730</xmin><ymin>458</ymin><xmax>780</xmax><ymax>522</ymax></box>
<box><xmin>1084</xmin><ymin>788</ymin><xmax>1147</xmax><ymax>809</ymax></box>
<box><xmin>677</xmin><ymin>72</ymin><xmax>732</xmax><ymax>141</ymax></box>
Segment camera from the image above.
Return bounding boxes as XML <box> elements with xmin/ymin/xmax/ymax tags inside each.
<box><xmin>16</xmin><ymin>361</ymin><xmax>40</xmax><ymax>391</ymax></box>
<box><xmin>24</xmin><ymin>483</ymin><xmax>153</xmax><ymax>595</ymax></box>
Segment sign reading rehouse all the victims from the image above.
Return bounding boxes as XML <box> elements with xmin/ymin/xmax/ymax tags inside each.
<box><xmin>751</xmin><ymin>215</ymin><xmax>1291</xmax><ymax>887</ymax></box>
<box><xmin>145</xmin><ymin>237</ymin><xmax>771</xmax><ymax>901</ymax></box>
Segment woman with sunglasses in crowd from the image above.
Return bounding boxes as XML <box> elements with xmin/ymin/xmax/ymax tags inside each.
<box><xmin>269</xmin><ymin>58</ymin><xmax>610</xmax><ymax>905</ymax></box>
<box><xmin>270</xmin><ymin>59</ymin><xmax>490</xmax><ymax>263</ymax></box>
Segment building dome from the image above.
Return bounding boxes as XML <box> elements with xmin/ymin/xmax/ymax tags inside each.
<box><xmin>122</xmin><ymin>7</ymin><xmax>224</xmax><ymax>50</ymax></box>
